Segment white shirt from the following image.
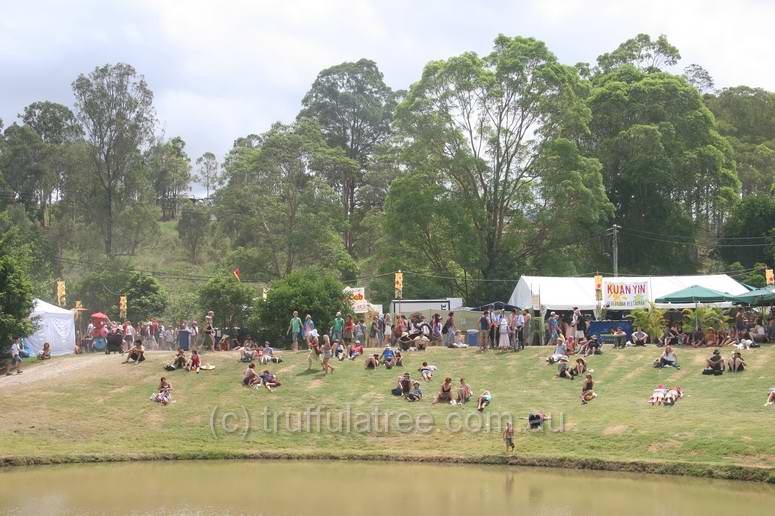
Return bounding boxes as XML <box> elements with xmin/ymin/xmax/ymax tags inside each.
<box><xmin>10</xmin><ymin>342</ymin><xmax>20</xmax><ymax>356</ymax></box>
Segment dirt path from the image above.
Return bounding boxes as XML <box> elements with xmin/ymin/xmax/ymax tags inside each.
<box><xmin>0</xmin><ymin>353</ymin><xmax>121</xmax><ymax>389</ymax></box>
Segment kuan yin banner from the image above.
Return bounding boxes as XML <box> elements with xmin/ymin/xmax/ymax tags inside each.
<box><xmin>603</xmin><ymin>280</ymin><xmax>650</xmax><ymax>309</ymax></box>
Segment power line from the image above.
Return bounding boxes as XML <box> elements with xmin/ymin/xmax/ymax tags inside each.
<box><xmin>621</xmin><ymin>226</ymin><xmax>771</xmax><ymax>242</ymax></box>
<box><xmin>618</xmin><ymin>229</ymin><xmax>771</xmax><ymax>248</ymax></box>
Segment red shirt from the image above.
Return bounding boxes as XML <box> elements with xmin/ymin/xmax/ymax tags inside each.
<box><xmin>191</xmin><ymin>354</ymin><xmax>201</xmax><ymax>367</ymax></box>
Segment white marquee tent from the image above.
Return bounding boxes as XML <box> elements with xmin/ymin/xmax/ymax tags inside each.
<box><xmin>26</xmin><ymin>299</ymin><xmax>76</xmax><ymax>356</ymax></box>
<box><xmin>508</xmin><ymin>275</ymin><xmax>749</xmax><ymax>311</ymax></box>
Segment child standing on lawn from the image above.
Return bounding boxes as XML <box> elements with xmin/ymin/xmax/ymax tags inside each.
<box><xmin>503</xmin><ymin>422</ymin><xmax>515</xmax><ymax>452</ymax></box>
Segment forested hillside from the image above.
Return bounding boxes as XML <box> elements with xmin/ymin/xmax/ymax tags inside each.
<box><xmin>1</xmin><ymin>33</ymin><xmax>773</xmax><ymax>327</ymax></box>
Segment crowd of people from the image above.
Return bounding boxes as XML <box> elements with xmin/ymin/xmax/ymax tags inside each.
<box><xmin>12</xmin><ymin>302</ymin><xmax>775</xmax><ymax>434</ymax></box>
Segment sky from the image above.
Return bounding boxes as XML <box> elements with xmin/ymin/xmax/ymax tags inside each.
<box><xmin>2</xmin><ymin>0</ymin><xmax>775</xmax><ymax>189</ymax></box>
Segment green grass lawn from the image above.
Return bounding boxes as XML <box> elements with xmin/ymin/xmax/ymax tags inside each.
<box><xmin>2</xmin><ymin>345</ymin><xmax>774</xmax><ymax>479</ymax></box>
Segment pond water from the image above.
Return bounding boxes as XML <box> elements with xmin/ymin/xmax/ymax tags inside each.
<box><xmin>1</xmin><ymin>460</ymin><xmax>774</xmax><ymax>515</ymax></box>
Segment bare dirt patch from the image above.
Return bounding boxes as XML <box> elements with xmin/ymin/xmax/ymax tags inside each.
<box><xmin>602</xmin><ymin>424</ymin><xmax>628</xmax><ymax>436</ymax></box>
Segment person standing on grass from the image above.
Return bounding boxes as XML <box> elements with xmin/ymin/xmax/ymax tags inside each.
<box><xmin>489</xmin><ymin>310</ymin><xmax>498</xmax><ymax>349</ymax></box>
<box><xmin>332</xmin><ymin>312</ymin><xmax>344</xmax><ymax>342</ymax></box>
<box><xmin>204</xmin><ymin>313</ymin><xmax>216</xmax><ymax>351</ymax></box>
<box><xmin>498</xmin><ymin>311</ymin><xmax>510</xmax><ymax>350</ymax></box>
<box><xmin>321</xmin><ymin>336</ymin><xmax>335</xmax><ymax>375</ymax></box>
<box><xmin>478</xmin><ymin>310</ymin><xmax>490</xmax><ymax>352</ymax></box>
<box><xmin>522</xmin><ymin>309</ymin><xmax>532</xmax><ymax>347</ymax></box>
<box><xmin>354</xmin><ymin>319</ymin><xmax>366</xmax><ymax>346</ymax></box>
<box><xmin>7</xmin><ymin>338</ymin><xmax>23</xmax><ymax>375</ymax></box>
<box><xmin>503</xmin><ymin>422</ymin><xmax>515</xmax><ymax>452</ymax></box>
<box><xmin>287</xmin><ymin>311</ymin><xmax>302</xmax><ymax>351</ymax></box>
<box><xmin>443</xmin><ymin>312</ymin><xmax>457</xmax><ymax>347</ymax></box>
<box><xmin>341</xmin><ymin>314</ymin><xmax>353</xmax><ymax>347</ymax></box>
<box><xmin>548</xmin><ymin>312</ymin><xmax>560</xmax><ymax>347</ymax></box>
<box><xmin>303</xmin><ymin>315</ymin><xmax>316</xmax><ymax>348</ymax></box>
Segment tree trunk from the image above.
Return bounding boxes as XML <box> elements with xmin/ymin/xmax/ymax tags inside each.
<box><xmin>105</xmin><ymin>189</ymin><xmax>113</xmax><ymax>255</ymax></box>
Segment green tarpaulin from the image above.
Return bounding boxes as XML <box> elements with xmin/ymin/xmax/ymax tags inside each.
<box><xmin>654</xmin><ymin>285</ymin><xmax>735</xmax><ymax>304</ymax></box>
<box><xmin>731</xmin><ymin>285</ymin><xmax>775</xmax><ymax>306</ymax></box>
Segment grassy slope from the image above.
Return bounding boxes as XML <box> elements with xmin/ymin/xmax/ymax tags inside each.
<box><xmin>1</xmin><ymin>345</ymin><xmax>774</xmax><ymax>478</ymax></box>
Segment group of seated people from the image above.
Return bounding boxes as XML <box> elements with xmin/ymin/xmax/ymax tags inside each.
<box><xmin>165</xmin><ymin>348</ymin><xmax>202</xmax><ymax>372</ymax></box>
<box><xmin>238</xmin><ymin>340</ymin><xmax>282</xmax><ymax>364</ymax></box>
<box><xmin>659</xmin><ymin>320</ymin><xmax>773</xmax><ymax>348</ymax></box>
<box><xmin>557</xmin><ymin>356</ymin><xmax>588</xmax><ymax>379</ymax></box>
<box><xmin>391</xmin><ymin>372</ymin><xmax>424</xmax><ymax>401</ymax></box>
<box><xmin>364</xmin><ymin>345</ymin><xmax>403</xmax><ymax>369</ymax></box>
<box><xmin>702</xmin><ymin>349</ymin><xmax>746</xmax><ymax>375</ymax></box>
<box><xmin>242</xmin><ymin>363</ymin><xmax>281</xmax><ymax>391</ymax></box>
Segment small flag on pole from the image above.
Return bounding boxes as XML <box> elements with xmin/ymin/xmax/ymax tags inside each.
<box><xmin>233</xmin><ymin>267</ymin><xmax>241</xmax><ymax>282</ymax></box>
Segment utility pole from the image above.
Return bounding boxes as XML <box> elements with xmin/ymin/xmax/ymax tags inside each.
<box><xmin>611</xmin><ymin>224</ymin><xmax>620</xmax><ymax>277</ymax></box>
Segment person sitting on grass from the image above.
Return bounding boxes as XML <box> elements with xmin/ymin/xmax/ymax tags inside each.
<box><xmin>394</xmin><ymin>351</ymin><xmax>404</xmax><ymax>367</ymax></box>
<box><xmin>240</xmin><ymin>343</ymin><xmax>256</xmax><ymax>363</ymax></box>
<box><xmin>581</xmin><ymin>374</ymin><xmax>596</xmax><ymax>405</ymax></box>
<box><xmin>150</xmin><ymin>377</ymin><xmax>172</xmax><ymax>405</ymax></box>
<box><xmin>333</xmin><ymin>340</ymin><xmax>346</xmax><ymax>361</ymax></box>
<box><xmin>243</xmin><ymin>362</ymin><xmax>261</xmax><ymax>388</ymax></box>
<box><xmin>418</xmin><ymin>361</ymin><xmax>436</xmax><ymax>381</ymax></box>
<box><xmin>455</xmin><ymin>377</ymin><xmax>472</xmax><ymax>404</ymax></box>
<box><xmin>262</xmin><ymin>342</ymin><xmax>282</xmax><ymax>364</ymax></box>
<box><xmin>259</xmin><ymin>370</ymin><xmax>281</xmax><ymax>391</ymax></box>
<box><xmin>380</xmin><ymin>344</ymin><xmax>396</xmax><ymax>369</ymax></box>
<box><xmin>632</xmin><ymin>327</ymin><xmax>648</xmax><ymax>346</ymax></box>
<box><xmin>718</xmin><ymin>332</ymin><xmax>736</xmax><ymax>347</ymax></box>
<box><xmin>476</xmin><ymin>390</ymin><xmax>492</xmax><ymax>411</ymax></box>
<box><xmin>557</xmin><ymin>356</ymin><xmax>573</xmax><ymax>380</ymax></box>
<box><xmin>349</xmin><ymin>341</ymin><xmax>364</xmax><ymax>360</ymax></box>
<box><xmin>365</xmin><ymin>353</ymin><xmax>380</xmax><ymax>369</ymax></box>
<box><xmin>654</xmin><ymin>345</ymin><xmax>679</xmax><ymax>369</ymax></box>
<box><xmin>406</xmin><ymin>382</ymin><xmax>423</xmax><ymax>402</ymax></box>
<box><xmin>187</xmin><ymin>349</ymin><xmax>201</xmax><ymax>373</ymax></box>
<box><xmin>392</xmin><ymin>372</ymin><xmax>412</xmax><ymax>396</ymax></box>
<box><xmin>7</xmin><ymin>338</ymin><xmax>23</xmax><ymax>375</ymax></box>
<box><xmin>766</xmin><ymin>387</ymin><xmax>775</xmax><ymax>407</ymax></box>
<box><xmin>432</xmin><ymin>377</ymin><xmax>454</xmax><ymax>405</ymax></box>
<box><xmin>728</xmin><ymin>350</ymin><xmax>746</xmax><ymax>373</ymax></box>
<box><xmin>571</xmin><ymin>357</ymin><xmax>588</xmax><ymax>378</ymax></box>
<box><xmin>702</xmin><ymin>349</ymin><xmax>725</xmax><ymax>375</ymax></box>
<box><xmin>37</xmin><ymin>342</ymin><xmax>52</xmax><ymax>360</ymax></box>
<box><xmin>124</xmin><ymin>340</ymin><xmax>145</xmax><ymax>364</ymax></box>
<box><xmin>735</xmin><ymin>331</ymin><xmax>754</xmax><ymax>351</ymax></box>
<box><xmin>579</xmin><ymin>335</ymin><xmax>601</xmax><ymax>356</ymax></box>
<box><xmin>612</xmin><ymin>327</ymin><xmax>627</xmax><ymax>349</ymax></box>
<box><xmin>502</xmin><ymin>422</ymin><xmax>515</xmax><ymax>453</ymax></box>
<box><xmin>526</xmin><ymin>412</ymin><xmax>552</xmax><ymax>431</ymax></box>
<box><xmin>167</xmin><ymin>347</ymin><xmax>186</xmax><ymax>370</ymax></box>
<box><xmin>546</xmin><ymin>334</ymin><xmax>568</xmax><ymax>364</ymax></box>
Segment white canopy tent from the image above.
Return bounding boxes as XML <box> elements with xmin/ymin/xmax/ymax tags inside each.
<box><xmin>508</xmin><ymin>275</ymin><xmax>749</xmax><ymax>311</ymax></box>
<box><xmin>26</xmin><ymin>299</ymin><xmax>76</xmax><ymax>356</ymax></box>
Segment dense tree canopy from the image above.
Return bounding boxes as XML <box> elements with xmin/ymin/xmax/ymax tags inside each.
<box><xmin>299</xmin><ymin>59</ymin><xmax>399</xmax><ymax>255</ymax></box>
<box><xmin>0</xmin><ymin>33</ymin><xmax>773</xmax><ymax>320</ymax></box>
<box><xmin>72</xmin><ymin>63</ymin><xmax>156</xmax><ymax>255</ymax></box>
<box><xmin>390</xmin><ymin>34</ymin><xmax>612</xmax><ymax>302</ymax></box>
<box><xmin>214</xmin><ymin>119</ymin><xmax>356</xmax><ymax>281</ymax></box>
<box><xmin>586</xmin><ymin>66</ymin><xmax>738</xmax><ymax>273</ymax></box>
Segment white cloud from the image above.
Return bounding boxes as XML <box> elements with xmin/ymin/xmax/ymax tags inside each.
<box><xmin>2</xmin><ymin>0</ymin><xmax>775</xmax><ymax>180</ymax></box>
